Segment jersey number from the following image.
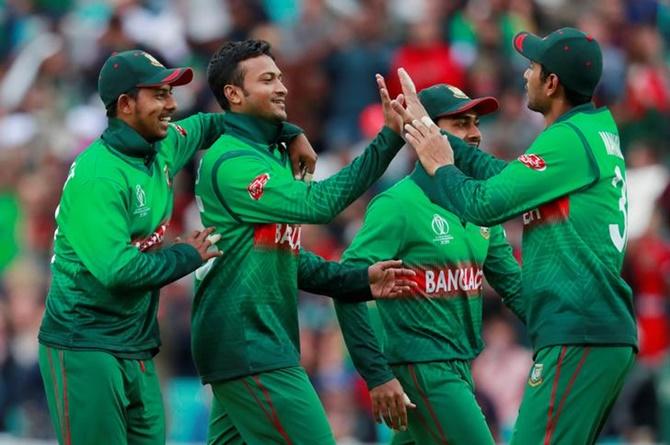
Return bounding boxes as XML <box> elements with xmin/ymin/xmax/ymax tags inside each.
<box><xmin>609</xmin><ymin>165</ymin><xmax>627</xmax><ymax>252</ymax></box>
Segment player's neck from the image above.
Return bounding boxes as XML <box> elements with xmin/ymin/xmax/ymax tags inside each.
<box><xmin>543</xmin><ymin>98</ymin><xmax>572</xmax><ymax>127</ymax></box>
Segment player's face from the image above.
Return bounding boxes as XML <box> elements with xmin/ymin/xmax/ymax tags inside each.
<box><xmin>236</xmin><ymin>55</ymin><xmax>288</xmax><ymax>122</ymax></box>
<box><xmin>124</xmin><ymin>85</ymin><xmax>177</xmax><ymax>142</ymax></box>
<box><xmin>524</xmin><ymin>61</ymin><xmax>549</xmax><ymax>113</ymax></box>
<box><xmin>436</xmin><ymin>112</ymin><xmax>481</xmax><ymax>147</ymax></box>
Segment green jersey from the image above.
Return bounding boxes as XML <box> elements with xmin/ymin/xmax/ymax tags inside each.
<box><xmin>413</xmin><ymin>103</ymin><xmax>637</xmax><ymax>352</ymax></box>
<box><xmin>192</xmin><ymin>112</ymin><xmax>404</xmax><ymax>384</ymax></box>
<box><xmin>334</xmin><ymin>175</ymin><xmax>522</xmax><ymax>388</ymax></box>
<box><xmin>39</xmin><ymin>114</ymin><xmax>230</xmax><ymax>358</ymax></box>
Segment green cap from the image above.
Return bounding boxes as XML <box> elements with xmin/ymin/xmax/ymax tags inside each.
<box><xmin>97</xmin><ymin>50</ymin><xmax>194</xmax><ymax>108</ymax></box>
<box><xmin>418</xmin><ymin>84</ymin><xmax>499</xmax><ymax>120</ymax></box>
<box><xmin>513</xmin><ymin>27</ymin><xmax>602</xmax><ymax>97</ymax></box>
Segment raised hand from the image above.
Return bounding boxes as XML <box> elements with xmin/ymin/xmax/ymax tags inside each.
<box><xmin>368</xmin><ymin>260</ymin><xmax>418</xmax><ymax>298</ymax></box>
<box><xmin>389</xmin><ymin>68</ymin><xmax>431</xmax><ymax>127</ymax></box>
<box><xmin>369</xmin><ymin>378</ymin><xmax>416</xmax><ymax>431</ymax></box>
<box><xmin>376</xmin><ymin>73</ymin><xmax>404</xmax><ymax>135</ymax></box>
<box><xmin>175</xmin><ymin>227</ymin><xmax>222</xmax><ymax>262</ymax></box>
<box><xmin>403</xmin><ymin>116</ymin><xmax>455</xmax><ymax>175</ymax></box>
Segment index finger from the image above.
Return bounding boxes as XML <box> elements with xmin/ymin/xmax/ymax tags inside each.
<box><xmin>397</xmin><ymin>68</ymin><xmax>417</xmax><ymax>95</ymax></box>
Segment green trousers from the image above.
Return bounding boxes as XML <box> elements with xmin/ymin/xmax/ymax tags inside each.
<box><xmin>390</xmin><ymin>361</ymin><xmax>494</xmax><ymax>445</ymax></box>
<box><xmin>38</xmin><ymin>344</ymin><xmax>164</xmax><ymax>445</ymax></box>
<box><xmin>511</xmin><ymin>345</ymin><xmax>635</xmax><ymax>445</ymax></box>
<box><xmin>207</xmin><ymin>366</ymin><xmax>335</xmax><ymax>444</ymax></box>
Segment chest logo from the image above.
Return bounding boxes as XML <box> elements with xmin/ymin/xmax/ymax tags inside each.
<box><xmin>431</xmin><ymin>214</ymin><xmax>453</xmax><ymax>245</ymax></box>
<box><xmin>480</xmin><ymin>227</ymin><xmax>490</xmax><ymax>239</ymax></box>
<box><xmin>529</xmin><ymin>363</ymin><xmax>544</xmax><ymax>387</ymax></box>
<box><xmin>134</xmin><ymin>185</ymin><xmax>151</xmax><ymax>216</ymax></box>
<box><xmin>518</xmin><ymin>154</ymin><xmax>547</xmax><ymax>171</ymax></box>
<box><xmin>248</xmin><ymin>173</ymin><xmax>270</xmax><ymax>201</ymax></box>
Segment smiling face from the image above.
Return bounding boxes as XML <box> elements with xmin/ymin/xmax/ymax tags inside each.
<box><xmin>436</xmin><ymin>111</ymin><xmax>482</xmax><ymax>147</ymax></box>
<box><xmin>226</xmin><ymin>55</ymin><xmax>287</xmax><ymax>122</ymax></box>
<box><xmin>118</xmin><ymin>85</ymin><xmax>177</xmax><ymax>142</ymax></box>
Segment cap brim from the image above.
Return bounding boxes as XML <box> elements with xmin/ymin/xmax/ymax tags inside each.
<box><xmin>437</xmin><ymin>97</ymin><xmax>500</xmax><ymax>118</ymax></box>
<box><xmin>137</xmin><ymin>67</ymin><xmax>194</xmax><ymax>88</ymax></box>
<box><xmin>513</xmin><ymin>31</ymin><xmax>543</xmax><ymax>61</ymax></box>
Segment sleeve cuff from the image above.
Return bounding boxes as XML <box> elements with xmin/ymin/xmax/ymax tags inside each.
<box><xmin>380</xmin><ymin>126</ymin><xmax>405</xmax><ymax>151</ymax></box>
<box><xmin>278</xmin><ymin>122</ymin><xmax>304</xmax><ymax>142</ymax></box>
<box><xmin>173</xmin><ymin>243</ymin><xmax>204</xmax><ymax>271</ymax></box>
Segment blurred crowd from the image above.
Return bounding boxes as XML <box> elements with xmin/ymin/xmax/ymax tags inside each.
<box><xmin>0</xmin><ymin>0</ymin><xmax>669</xmax><ymax>443</ymax></box>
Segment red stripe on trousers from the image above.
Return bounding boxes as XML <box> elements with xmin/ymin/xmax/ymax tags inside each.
<box><xmin>58</xmin><ymin>350</ymin><xmax>72</xmax><ymax>445</ymax></box>
<box><xmin>544</xmin><ymin>346</ymin><xmax>567</xmax><ymax>445</ymax></box>
<box><xmin>408</xmin><ymin>364</ymin><xmax>449</xmax><ymax>444</ymax></box>
<box><xmin>46</xmin><ymin>348</ymin><xmax>63</xmax><ymax>436</ymax></box>
<box><xmin>253</xmin><ymin>375</ymin><xmax>293</xmax><ymax>445</ymax></box>
<box><xmin>545</xmin><ymin>347</ymin><xmax>591</xmax><ymax>444</ymax></box>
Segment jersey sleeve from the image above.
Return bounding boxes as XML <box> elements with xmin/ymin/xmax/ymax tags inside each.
<box><xmin>412</xmin><ymin>124</ymin><xmax>599</xmax><ymax>226</ymax></box>
<box><xmin>483</xmin><ymin>225</ymin><xmax>525</xmax><ymax>322</ymax></box>
<box><xmin>214</xmin><ymin>127</ymin><xmax>404</xmax><ymax>225</ymax></box>
<box><xmin>444</xmin><ymin>131</ymin><xmax>508</xmax><ymax>179</ymax></box>
<box><xmin>333</xmin><ymin>195</ymin><xmax>404</xmax><ymax>389</ymax></box>
<box><xmin>61</xmin><ymin>178</ymin><xmax>203</xmax><ymax>290</ymax></box>
<box><xmin>297</xmin><ymin>249</ymin><xmax>371</xmax><ymax>302</ymax></box>
<box><xmin>165</xmin><ymin>113</ymin><xmax>227</xmax><ymax>172</ymax></box>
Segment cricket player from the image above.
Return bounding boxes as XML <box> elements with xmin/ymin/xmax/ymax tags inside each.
<box><xmin>334</xmin><ymin>83</ymin><xmax>523</xmax><ymax>444</ymax></box>
<box><xmin>37</xmin><ymin>50</ymin><xmax>318</xmax><ymax>445</ymax></box>
<box><xmin>192</xmin><ymin>40</ymin><xmax>414</xmax><ymax>444</ymax></box>
<box><xmin>396</xmin><ymin>28</ymin><xmax>637</xmax><ymax>444</ymax></box>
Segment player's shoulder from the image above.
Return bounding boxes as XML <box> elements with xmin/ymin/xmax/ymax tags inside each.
<box><xmin>66</xmin><ymin>139</ymin><xmax>129</xmax><ymax>188</ymax></box>
<box><xmin>367</xmin><ymin>177</ymin><xmax>415</xmax><ymax>211</ymax></box>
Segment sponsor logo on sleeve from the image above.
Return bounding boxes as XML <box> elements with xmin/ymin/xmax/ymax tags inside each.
<box><xmin>171</xmin><ymin>123</ymin><xmax>187</xmax><ymax>136</ymax></box>
<box><xmin>248</xmin><ymin>173</ymin><xmax>270</xmax><ymax>201</ymax></box>
<box><xmin>517</xmin><ymin>154</ymin><xmax>547</xmax><ymax>171</ymax></box>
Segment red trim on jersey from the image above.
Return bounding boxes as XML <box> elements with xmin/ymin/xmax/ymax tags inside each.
<box><xmin>253</xmin><ymin>375</ymin><xmax>293</xmax><ymax>444</ymax></box>
<box><xmin>139</xmin><ymin>360</ymin><xmax>146</xmax><ymax>373</ymax></box>
<box><xmin>544</xmin><ymin>346</ymin><xmax>567</xmax><ymax>445</ymax></box>
<box><xmin>545</xmin><ymin>347</ymin><xmax>591</xmax><ymax>444</ymax></box>
<box><xmin>59</xmin><ymin>350</ymin><xmax>72</xmax><ymax>445</ymax></box>
<box><xmin>409</xmin><ymin>364</ymin><xmax>449</xmax><ymax>444</ymax></box>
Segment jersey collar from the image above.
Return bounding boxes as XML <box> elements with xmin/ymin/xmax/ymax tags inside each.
<box><xmin>554</xmin><ymin>102</ymin><xmax>596</xmax><ymax>124</ymax></box>
<box><xmin>222</xmin><ymin>112</ymin><xmax>282</xmax><ymax>148</ymax></box>
<box><xmin>101</xmin><ymin>118</ymin><xmax>158</xmax><ymax>161</ymax></box>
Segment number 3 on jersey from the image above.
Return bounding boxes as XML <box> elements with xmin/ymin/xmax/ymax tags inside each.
<box><xmin>609</xmin><ymin>165</ymin><xmax>627</xmax><ymax>252</ymax></box>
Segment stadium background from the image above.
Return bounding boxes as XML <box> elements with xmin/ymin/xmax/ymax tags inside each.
<box><xmin>0</xmin><ymin>0</ymin><xmax>669</xmax><ymax>443</ymax></box>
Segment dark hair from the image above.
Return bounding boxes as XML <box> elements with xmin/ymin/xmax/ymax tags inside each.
<box><xmin>106</xmin><ymin>87</ymin><xmax>139</xmax><ymax>118</ymax></box>
<box><xmin>207</xmin><ymin>40</ymin><xmax>274</xmax><ymax>110</ymax></box>
<box><xmin>539</xmin><ymin>65</ymin><xmax>591</xmax><ymax>106</ymax></box>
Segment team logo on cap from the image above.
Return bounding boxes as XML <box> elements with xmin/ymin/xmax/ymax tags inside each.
<box><xmin>518</xmin><ymin>154</ymin><xmax>547</xmax><ymax>171</ymax></box>
<box><xmin>248</xmin><ymin>173</ymin><xmax>270</xmax><ymax>201</ymax></box>
<box><xmin>141</xmin><ymin>52</ymin><xmax>164</xmax><ymax>68</ymax></box>
<box><xmin>447</xmin><ymin>86</ymin><xmax>469</xmax><ymax>99</ymax></box>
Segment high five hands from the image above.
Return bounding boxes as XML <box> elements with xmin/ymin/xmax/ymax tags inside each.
<box><xmin>389</xmin><ymin>68</ymin><xmax>455</xmax><ymax>175</ymax></box>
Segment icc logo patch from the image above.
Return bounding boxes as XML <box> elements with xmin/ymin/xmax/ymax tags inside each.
<box><xmin>248</xmin><ymin>173</ymin><xmax>270</xmax><ymax>201</ymax></box>
<box><xmin>529</xmin><ymin>363</ymin><xmax>544</xmax><ymax>387</ymax></box>
<box><xmin>431</xmin><ymin>214</ymin><xmax>453</xmax><ymax>245</ymax></box>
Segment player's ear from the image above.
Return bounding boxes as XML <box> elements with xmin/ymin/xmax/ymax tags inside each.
<box><xmin>224</xmin><ymin>85</ymin><xmax>244</xmax><ymax>107</ymax></box>
<box><xmin>546</xmin><ymin>73</ymin><xmax>561</xmax><ymax>98</ymax></box>
<box><xmin>117</xmin><ymin>93</ymin><xmax>136</xmax><ymax>116</ymax></box>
